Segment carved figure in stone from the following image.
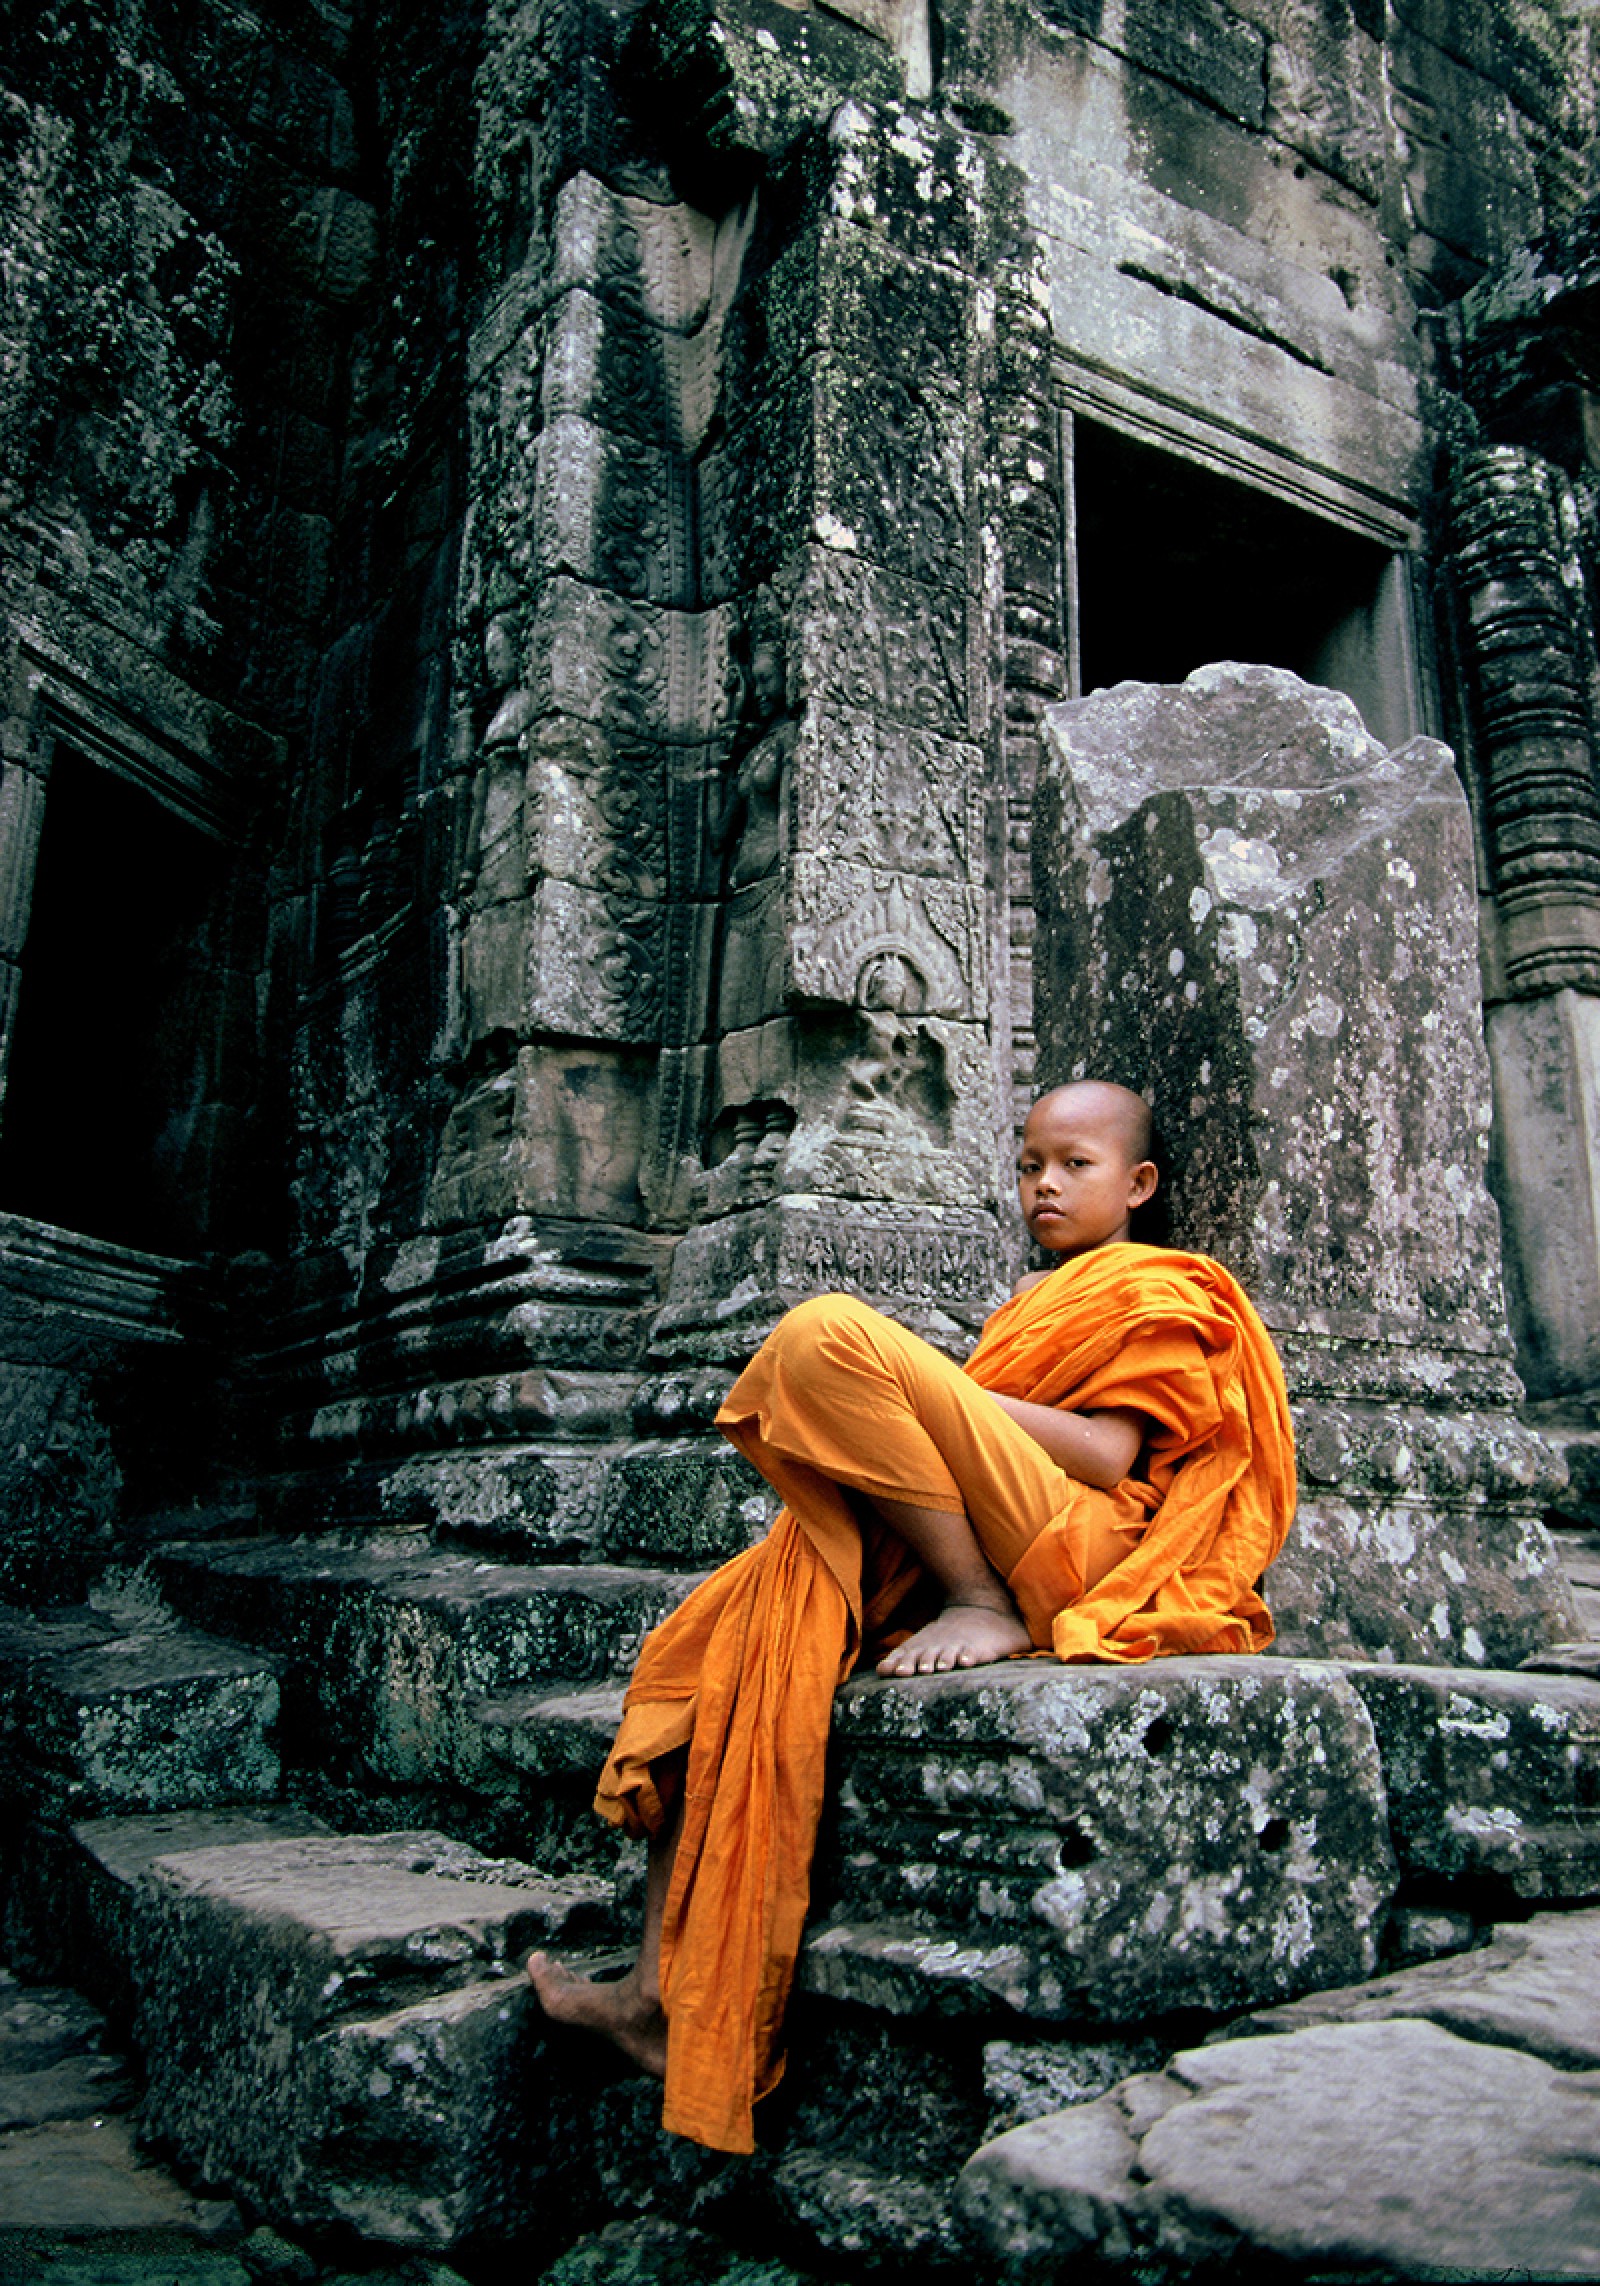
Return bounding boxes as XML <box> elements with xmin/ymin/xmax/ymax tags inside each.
<box><xmin>526</xmin><ymin>1082</ymin><xmax>1295</xmax><ymax>2156</ymax></box>
<box><xmin>481</xmin><ymin>609</ymin><xmax>536</xmax><ymax>752</ymax></box>
<box><xmin>698</xmin><ymin>596</ymin><xmax>801</xmax><ymax>1203</ymax></box>
<box><xmin>711</xmin><ymin>604</ymin><xmax>797</xmax><ymax>1043</ymax></box>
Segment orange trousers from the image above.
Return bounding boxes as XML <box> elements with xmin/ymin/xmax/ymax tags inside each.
<box><xmin>716</xmin><ymin>1291</ymin><xmax>1130</xmax><ymax>1630</ymax></box>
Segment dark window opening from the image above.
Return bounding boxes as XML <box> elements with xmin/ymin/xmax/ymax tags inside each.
<box><xmin>1073</xmin><ymin>419</ymin><xmax>1419</xmax><ymax>748</ymax></box>
<box><xmin>0</xmin><ymin>750</ymin><xmax>226</xmax><ymax>1255</ymax></box>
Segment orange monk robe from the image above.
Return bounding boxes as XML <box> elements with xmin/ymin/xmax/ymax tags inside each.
<box><xmin>592</xmin><ymin>1242</ymin><xmax>1296</xmax><ymax>2154</ymax></box>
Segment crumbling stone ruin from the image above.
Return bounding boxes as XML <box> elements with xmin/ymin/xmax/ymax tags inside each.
<box><xmin>4</xmin><ymin>0</ymin><xmax>1600</xmax><ymax>2279</ymax></box>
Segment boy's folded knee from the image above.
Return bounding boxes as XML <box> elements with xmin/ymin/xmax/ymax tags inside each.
<box><xmin>770</xmin><ymin>1291</ymin><xmax>879</xmax><ymax>1355</ymax></box>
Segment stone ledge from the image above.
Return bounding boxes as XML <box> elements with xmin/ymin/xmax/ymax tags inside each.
<box><xmin>957</xmin><ymin>2013</ymin><xmax>1600</xmax><ymax>2283</ymax></box>
<box><xmin>150</xmin><ymin>1538</ymin><xmax>701</xmax><ymax>1790</ymax></box>
<box><xmin>818</xmin><ymin>1658</ymin><xmax>1397</xmax><ymax>2020</ymax></box>
<box><xmin>1343</xmin><ymin>1661</ymin><xmax>1600</xmax><ymax>1900</ymax></box>
<box><xmin>474</xmin><ymin>1681</ymin><xmax>630</xmax><ymax>1780</ymax></box>
<box><xmin>1230</xmin><ymin>1900</ymin><xmax>1600</xmax><ymax>2071</ymax></box>
<box><xmin>113</xmin><ymin>1828</ymin><xmax>608</xmax><ymax>2247</ymax></box>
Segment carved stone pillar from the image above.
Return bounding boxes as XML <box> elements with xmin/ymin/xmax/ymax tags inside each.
<box><xmin>1033</xmin><ymin>665</ymin><xmax>1576</xmax><ymax>1668</ymax></box>
<box><xmin>1445</xmin><ymin>443</ymin><xmax>1600</xmax><ymax>1398</ymax></box>
<box><xmin>646</xmin><ymin>100</ymin><xmax>1020</xmax><ymax>1373</ymax></box>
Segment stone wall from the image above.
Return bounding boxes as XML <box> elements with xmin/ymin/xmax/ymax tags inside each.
<box><xmin>2</xmin><ymin>0</ymin><xmax>1600</xmax><ymax>1611</ymax></box>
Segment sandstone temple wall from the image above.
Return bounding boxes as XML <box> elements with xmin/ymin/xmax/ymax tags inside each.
<box><xmin>2</xmin><ymin>0</ymin><xmax>1600</xmax><ymax>1600</ymax></box>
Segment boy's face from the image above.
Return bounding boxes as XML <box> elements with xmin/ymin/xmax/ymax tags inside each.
<box><xmin>1017</xmin><ymin>1088</ymin><xmax>1157</xmax><ymax>1259</ymax></box>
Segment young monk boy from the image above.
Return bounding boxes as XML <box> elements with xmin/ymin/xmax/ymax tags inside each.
<box><xmin>527</xmin><ymin>1079</ymin><xmax>1296</xmax><ymax>2154</ymax></box>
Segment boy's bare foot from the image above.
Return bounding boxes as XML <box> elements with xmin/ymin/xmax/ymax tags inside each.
<box><xmin>876</xmin><ymin>1600</ymin><xmax>1032</xmax><ymax>1676</ymax></box>
<box><xmin>525</xmin><ymin>1953</ymin><xmax>668</xmax><ymax>2079</ymax></box>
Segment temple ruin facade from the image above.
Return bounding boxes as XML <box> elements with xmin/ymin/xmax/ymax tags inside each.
<box><xmin>5</xmin><ymin>0</ymin><xmax>1600</xmax><ymax>2277</ymax></box>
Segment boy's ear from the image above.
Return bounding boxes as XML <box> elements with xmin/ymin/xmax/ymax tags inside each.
<box><xmin>1128</xmin><ymin>1159</ymin><xmax>1159</xmax><ymax>1207</ymax></box>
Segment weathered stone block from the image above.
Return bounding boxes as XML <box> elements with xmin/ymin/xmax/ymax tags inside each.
<box><xmin>124</xmin><ymin>1830</ymin><xmax>607</xmax><ymax>2247</ymax></box>
<box><xmin>704</xmin><ymin>352</ymin><xmax>971</xmax><ymax>595</ymax></box>
<box><xmin>1266</xmin><ymin>1443</ymin><xmax>1581</xmax><ymax>1669</ymax></box>
<box><xmin>957</xmin><ymin>2016</ymin><xmax>1600</xmax><ymax>2282</ymax></box>
<box><xmin>811</xmin><ymin>1660</ymin><xmax>1396</xmax><ymax>2023</ymax></box>
<box><xmin>1035</xmin><ymin>665</ymin><xmax>1580</xmax><ymax>1666</ymax></box>
<box><xmin>2</xmin><ymin>1807</ymin><xmax>329</xmax><ymax>2020</ymax></box>
<box><xmin>1338</xmin><ymin>1662</ymin><xmax>1600</xmax><ymax>1900</ymax></box>
<box><xmin>791</xmin><ymin>549</ymin><xmax>969</xmax><ymax>735</ymax></box>
<box><xmin>1234</xmin><ymin>1899</ymin><xmax>1600</xmax><ymax>2068</ymax></box>
<box><xmin>150</xmin><ymin>1540</ymin><xmax>697</xmax><ymax>1790</ymax></box>
<box><xmin>533</xmin><ymin>413</ymin><xmax>693</xmax><ymax>606</ymax></box>
<box><xmin>596</xmin><ymin>1440</ymin><xmax>771</xmax><ymax>1565</ymax></box>
<box><xmin>528</xmin><ymin>577</ymin><xmax>738</xmax><ymax>744</ymax></box>
<box><xmin>474</xmin><ymin>1680</ymin><xmax>626</xmax><ymax>1783</ymax></box>
<box><xmin>0</xmin><ymin>1604</ymin><xmax>280</xmax><ymax>1817</ymax></box>
<box><xmin>1123</xmin><ymin>0</ymin><xmax>1267</xmax><ymax>132</ymax></box>
<box><xmin>650</xmin><ymin>1196</ymin><xmax>1005</xmax><ymax>1363</ymax></box>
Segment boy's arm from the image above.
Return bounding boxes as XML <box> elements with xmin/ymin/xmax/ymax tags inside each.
<box><xmin>987</xmin><ymin>1393</ymin><xmax>1147</xmax><ymax>1490</ymax></box>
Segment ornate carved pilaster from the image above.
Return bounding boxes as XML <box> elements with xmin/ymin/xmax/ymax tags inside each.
<box><xmin>1446</xmin><ymin>442</ymin><xmax>1600</xmax><ymax>1000</ymax></box>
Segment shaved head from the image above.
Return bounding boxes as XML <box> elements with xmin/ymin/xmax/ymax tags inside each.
<box><xmin>1027</xmin><ymin>1081</ymin><xmax>1154</xmax><ymax>1167</ymax></box>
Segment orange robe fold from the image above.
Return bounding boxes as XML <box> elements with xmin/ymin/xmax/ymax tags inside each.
<box><xmin>592</xmin><ymin>1242</ymin><xmax>1295</xmax><ymax>2153</ymax></box>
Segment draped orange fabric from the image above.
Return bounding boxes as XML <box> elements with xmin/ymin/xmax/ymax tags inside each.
<box><xmin>591</xmin><ymin>1242</ymin><xmax>1295</xmax><ymax>2153</ymax></box>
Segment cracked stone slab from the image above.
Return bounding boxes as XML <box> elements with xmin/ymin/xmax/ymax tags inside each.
<box><xmin>1342</xmin><ymin>1661</ymin><xmax>1600</xmax><ymax>1899</ymax></box>
<box><xmin>958</xmin><ymin>2017</ymin><xmax>1600</xmax><ymax>2281</ymax></box>
<box><xmin>818</xmin><ymin>1658</ymin><xmax>1396</xmax><ymax>2020</ymax></box>
<box><xmin>1231</xmin><ymin>1901</ymin><xmax>1600</xmax><ymax>2071</ymax></box>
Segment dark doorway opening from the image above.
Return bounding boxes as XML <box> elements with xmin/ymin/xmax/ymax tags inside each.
<box><xmin>0</xmin><ymin>750</ymin><xmax>227</xmax><ymax>1255</ymax></box>
<box><xmin>1072</xmin><ymin>418</ymin><xmax>1419</xmax><ymax>746</ymax></box>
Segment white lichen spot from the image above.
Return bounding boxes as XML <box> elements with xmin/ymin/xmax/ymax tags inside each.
<box><xmin>812</xmin><ymin>511</ymin><xmax>858</xmax><ymax>551</ymax></box>
<box><xmin>1184</xmin><ymin>981</ymin><xmax>1199</xmax><ymax>1004</ymax></box>
<box><xmin>1445</xmin><ymin>1804</ymin><xmax>1522</xmax><ymax>1840</ymax></box>
<box><xmin>1386</xmin><ymin>855</ymin><xmax>1418</xmax><ymax>889</ymax></box>
<box><xmin>1441</xmin><ymin>1695</ymin><xmax>1510</xmax><ymax>1741</ymax></box>
<box><xmin>1088</xmin><ymin>857</ymin><xmax>1114</xmax><ymax>908</ymax></box>
<box><xmin>1429</xmin><ymin>1601</ymin><xmax>1453</xmax><ymax>1640</ymax></box>
<box><xmin>1203</xmin><ymin>831</ymin><xmax>1281</xmax><ymax>903</ymax></box>
<box><xmin>1269</xmin><ymin>1889</ymin><xmax>1315</xmax><ymax>1968</ymax></box>
<box><xmin>1439</xmin><ymin>1549</ymin><xmax>1467</xmax><ymax>1585</ymax></box>
<box><xmin>1301</xmin><ymin>994</ymin><xmax>1344</xmax><ymax>1039</ymax></box>
<box><xmin>1168</xmin><ymin>947</ymin><xmax>1185</xmax><ymax>976</ymax></box>
<box><xmin>1189</xmin><ymin>886</ymin><xmax>1213</xmax><ymax>926</ymax></box>
<box><xmin>755</xmin><ymin>24</ymin><xmax>778</xmax><ymax>46</ymax></box>
<box><xmin>1217</xmin><ymin>910</ymin><xmax>1258</xmax><ymax>963</ymax></box>
<box><xmin>1462</xmin><ymin>1626</ymin><xmax>1488</xmax><ymax>1664</ymax></box>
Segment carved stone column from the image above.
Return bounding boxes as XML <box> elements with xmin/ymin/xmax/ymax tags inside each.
<box><xmin>644</xmin><ymin>99</ymin><xmax>1025</xmax><ymax>1373</ymax></box>
<box><xmin>1033</xmin><ymin>665</ymin><xmax>1575</xmax><ymax>1668</ymax></box>
<box><xmin>1442</xmin><ymin>443</ymin><xmax>1600</xmax><ymax>1398</ymax></box>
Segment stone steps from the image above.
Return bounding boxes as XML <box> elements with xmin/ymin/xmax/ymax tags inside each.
<box><xmin>0</xmin><ymin>1597</ymin><xmax>280</xmax><ymax>1822</ymax></box>
<box><xmin>959</xmin><ymin>1903</ymin><xmax>1600</xmax><ymax>2283</ymax></box>
<box><xmin>147</xmin><ymin>1535</ymin><xmax>700</xmax><ymax>1811</ymax></box>
<box><xmin>7</xmin><ymin>1527</ymin><xmax>1600</xmax><ymax>2277</ymax></box>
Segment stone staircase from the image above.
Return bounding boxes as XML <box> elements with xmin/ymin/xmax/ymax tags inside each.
<box><xmin>2</xmin><ymin>1517</ymin><xmax>1600</xmax><ymax>2282</ymax></box>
